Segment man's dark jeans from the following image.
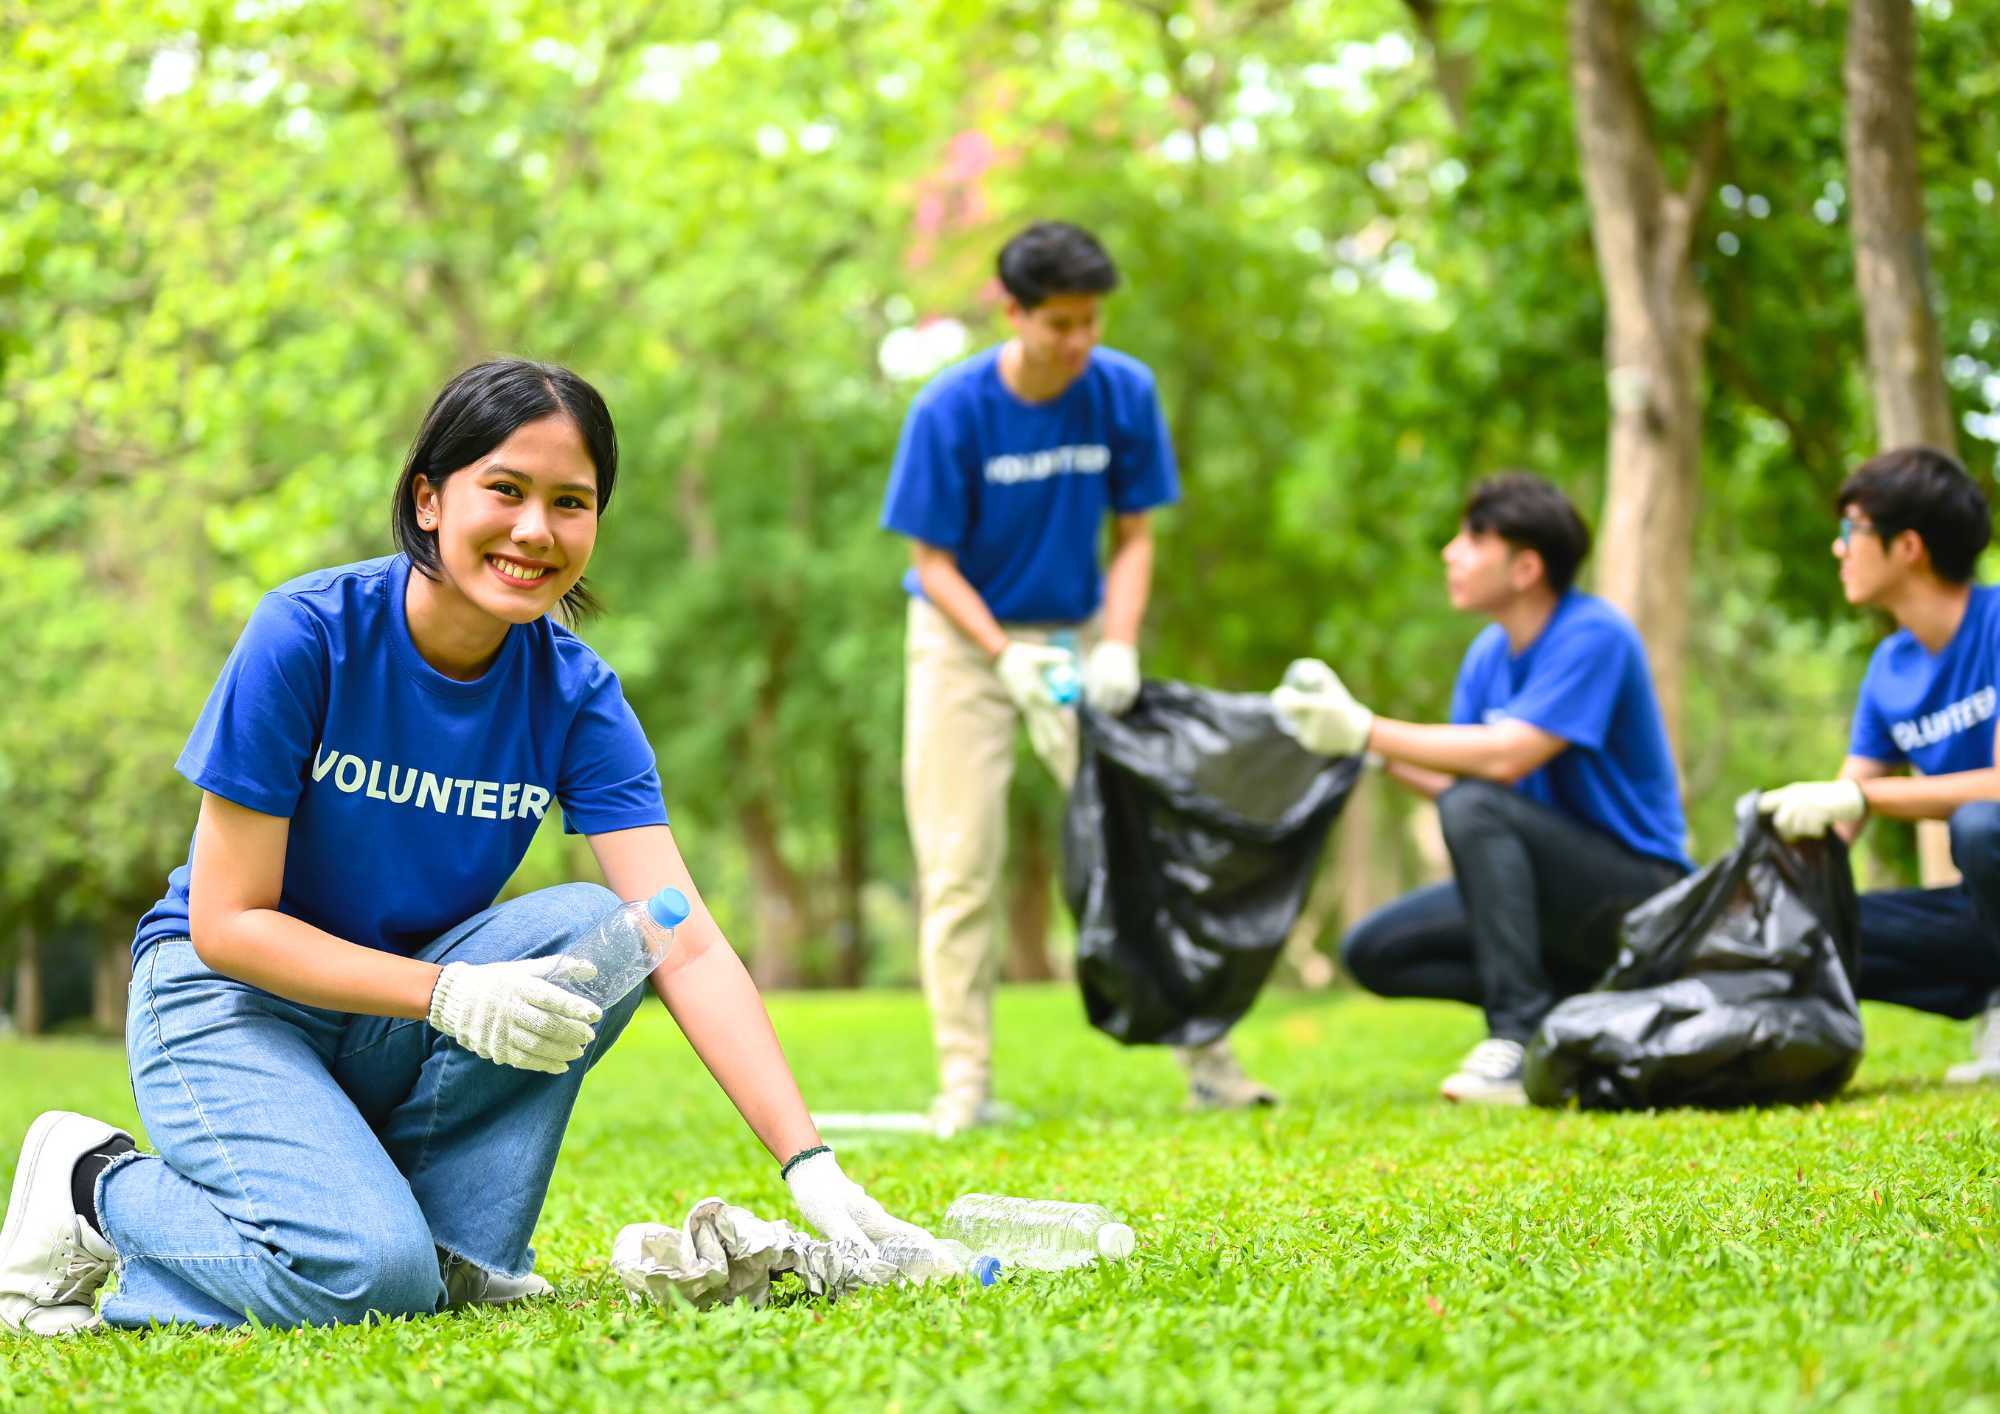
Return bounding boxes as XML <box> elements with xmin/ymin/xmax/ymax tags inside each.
<box><xmin>1856</xmin><ymin>801</ymin><xmax>2000</xmax><ymax>1020</ymax></box>
<box><xmin>1340</xmin><ymin>780</ymin><xmax>1686</xmax><ymax>1041</ymax></box>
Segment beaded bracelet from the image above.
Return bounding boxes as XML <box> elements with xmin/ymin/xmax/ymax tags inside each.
<box><xmin>779</xmin><ymin>1143</ymin><xmax>832</xmax><ymax>1179</ymax></box>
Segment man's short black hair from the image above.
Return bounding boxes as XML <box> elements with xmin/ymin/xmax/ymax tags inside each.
<box><xmin>1837</xmin><ymin>446</ymin><xmax>1991</xmax><ymax>584</ymax></box>
<box><xmin>1462</xmin><ymin>472</ymin><xmax>1593</xmax><ymax>594</ymax></box>
<box><xmin>996</xmin><ymin>221</ymin><xmax>1119</xmax><ymax>308</ymax></box>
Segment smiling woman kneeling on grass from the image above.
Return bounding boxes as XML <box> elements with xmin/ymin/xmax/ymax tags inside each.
<box><xmin>0</xmin><ymin>360</ymin><xmax>927</xmax><ymax>1335</ymax></box>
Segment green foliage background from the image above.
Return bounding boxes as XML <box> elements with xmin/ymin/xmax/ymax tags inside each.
<box><xmin>4</xmin><ymin>0</ymin><xmax>1999</xmax><ymax>978</ymax></box>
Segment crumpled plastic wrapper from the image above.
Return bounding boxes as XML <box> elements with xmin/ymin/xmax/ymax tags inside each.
<box><xmin>611</xmin><ymin>1197</ymin><xmax>898</xmax><ymax>1310</ymax></box>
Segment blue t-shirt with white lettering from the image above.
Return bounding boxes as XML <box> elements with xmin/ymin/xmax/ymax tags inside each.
<box><xmin>1850</xmin><ymin>584</ymin><xmax>2000</xmax><ymax>775</ymax></box>
<box><xmin>132</xmin><ymin>555</ymin><xmax>667</xmax><ymax>960</ymax></box>
<box><xmin>879</xmin><ymin>346</ymin><xmax>1179</xmax><ymax>623</ymax></box>
<box><xmin>1450</xmin><ymin>592</ymin><xmax>1690</xmax><ymax>870</ymax></box>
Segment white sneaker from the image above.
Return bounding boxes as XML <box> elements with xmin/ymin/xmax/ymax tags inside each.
<box><xmin>0</xmin><ymin>1111</ymin><xmax>128</xmax><ymax>1336</ymax></box>
<box><xmin>440</xmin><ymin>1251</ymin><xmax>554</xmax><ymax>1309</ymax></box>
<box><xmin>1944</xmin><ymin>1001</ymin><xmax>2000</xmax><ymax>1085</ymax></box>
<box><xmin>1440</xmin><ymin>1038</ymin><xmax>1528</xmax><ymax>1106</ymax></box>
<box><xmin>1176</xmin><ymin>1039</ymin><xmax>1280</xmax><ymax>1111</ymax></box>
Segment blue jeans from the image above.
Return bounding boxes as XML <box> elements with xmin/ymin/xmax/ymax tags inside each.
<box><xmin>1856</xmin><ymin>802</ymin><xmax>2000</xmax><ymax>1020</ymax></box>
<box><xmin>1341</xmin><ymin>781</ymin><xmax>1685</xmax><ymax>1041</ymax></box>
<box><xmin>98</xmin><ymin>883</ymin><xmax>642</xmax><ymax>1329</ymax></box>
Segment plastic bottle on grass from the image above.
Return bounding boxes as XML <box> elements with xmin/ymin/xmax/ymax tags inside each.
<box><xmin>1044</xmin><ymin>630</ymin><xmax>1082</xmax><ymax>707</ymax></box>
<box><xmin>940</xmin><ymin>1195</ymin><xmax>1135</xmax><ymax>1271</ymax></box>
<box><xmin>876</xmin><ymin>1237</ymin><xmax>1002</xmax><ymax>1287</ymax></box>
<box><xmin>559</xmin><ymin>887</ymin><xmax>692</xmax><ymax>1009</ymax></box>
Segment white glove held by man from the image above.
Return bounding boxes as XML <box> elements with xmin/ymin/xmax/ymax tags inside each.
<box><xmin>784</xmin><ymin>1150</ymin><xmax>936</xmax><ymax>1258</ymax></box>
<box><xmin>1270</xmin><ymin>658</ymin><xmax>1375</xmax><ymax>757</ymax></box>
<box><xmin>1083</xmin><ymin>640</ymin><xmax>1141</xmax><ymax>715</ymax></box>
<box><xmin>1757</xmin><ymin>779</ymin><xmax>1867</xmax><ymax>841</ymax></box>
<box><xmin>995</xmin><ymin>640</ymin><xmax>1073</xmax><ymax>712</ymax></box>
<box><xmin>428</xmin><ymin>956</ymin><xmax>602</xmax><ymax>1074</ymax></box>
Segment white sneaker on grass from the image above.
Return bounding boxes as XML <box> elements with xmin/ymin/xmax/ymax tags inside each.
<box><xmin>1440</xmin><ymin>1038</ymin><xmax>1528</xmax><ymax>1106</ymax></box>
<box><xmin>1944</xmin><ymin>997</ymin><xmax>2000</xmax><ymax>1085</ymax></box>
<box><xmin>0</xmin><ymin>1111</ymin><xmax>128</xmax><ymax>1336</ymax></box>
<box><xmin>440</xmin><ymin>1251</ymin><xmax>554</xmax><ymax>1309</ymax></box>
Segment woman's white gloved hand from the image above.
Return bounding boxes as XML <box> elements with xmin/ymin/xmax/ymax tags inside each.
<box><xmin>783</xmin><ymin>1148</ymin><xmax>936</xmax><ymax>1258</ymax></box>
<box><xmin>427</xmin><ymin>956</ymin><xmax>602</xmax><ymax>1074</ymax></box>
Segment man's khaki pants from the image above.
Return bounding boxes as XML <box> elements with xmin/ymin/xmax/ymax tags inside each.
<box><xmin>903</xmin><ymin>598</ymin><xmax>1093</xmax><ymax>1104</ymax></box>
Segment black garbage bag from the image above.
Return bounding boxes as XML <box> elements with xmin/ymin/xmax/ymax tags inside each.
<box><xmin>1523</xmin><ymin>792</ymin><xmax>1864</xmax><ymax>1110</ymax></box>
<box><xmin>1065</xmin><ymin>680</ymin><xmax>1360</xmax><ymax>1047</ymax></box>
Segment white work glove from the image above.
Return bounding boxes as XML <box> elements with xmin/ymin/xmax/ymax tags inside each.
<box><xmin>1758</xmin><ymin>779</ymin><xmax>1867</xmax><ymax>841</ymax></box>
<box><xmin>783</xmin><ymin>1149</ymin><xmax>937</xmax><ymax>1258</ymax></box>
<box><xmin>995</xmin><ymin>640</ymin><xmax>1074</xmax><ymax>712</ymax></box>
<box><xmin>1083</xmin><ymin>640</ymin><xmax>1141</xmax><ymax>715</ymax></box>
<box><xmin>427</xmin><ymin>956</ymin><xmax>602</xmax><ymax>1074</ymax></box>
<box><xmin>1269</xmin><ymin>658</ymin><xmax>1375</xmax><ymax>757</ymax></box>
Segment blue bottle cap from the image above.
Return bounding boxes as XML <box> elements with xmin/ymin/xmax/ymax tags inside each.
<box><xmin>647</xmin><ymin>887</ymin><xmax>691</xmax><ymax>929</ymax></box>
<box><xmin>971</xmin><ymin>1255</ymin><xmax>1002</xmax><ymax>1287</ymax></box>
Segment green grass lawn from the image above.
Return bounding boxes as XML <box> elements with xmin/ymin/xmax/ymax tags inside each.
<box><xmin>2</xmin><ymin>985</ymin><xmax>1996</xmax><ymax>1412</ymax></box>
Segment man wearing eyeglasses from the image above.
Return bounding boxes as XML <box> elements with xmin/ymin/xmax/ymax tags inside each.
<box><xmin>1758</xmin><ymin>446</ymin><xmax>2000</xmax><ymax>1083</ymax></box>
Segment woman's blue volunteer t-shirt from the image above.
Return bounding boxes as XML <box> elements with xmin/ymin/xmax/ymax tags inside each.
<box><xmin>879</xmin><ymin>346</ymin><xmax>1179</xmax><ymax>623</ymax></box>
<box><xmin>132</xmin><ymin>555</ymin><xmax>668</xmax><ymax>960</ymax></box>
<box><xmin>1450</xmin><ymin>592</ymin><xmax>1691</xmax><ymax>870</ymax></box>
<box><xmin>1850</xmin><ymin>583</ymin><xmax>2000</xmax><ymax>775</ymax></box>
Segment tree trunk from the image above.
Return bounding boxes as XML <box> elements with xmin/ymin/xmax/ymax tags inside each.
<box><xmin>833</xmin><ymin>729</ymin><xmax>870</xmax><ymax>988</ymax></box>
<box><xmin>1845</xmin><ymin>0</ymin><xmax>1957</xmax><ymax>453</ymax></box>
<box><xmin>1004</xmin><ymin>797</ymin><xmax>1056</xmax><ymax>982</ymax></box>
<box><xmin>1845</xmin><ymin>0</ymin><xmax>1961</xmax><ymax>888</ymax></box>
<box><xmin>738</xmin><ymin>792</ymin><xmax>814</xmax><ymax>989</ymax></box>
<box><xmin>93</xmin><ymin>936</ymin><xmax>129</xmax><ymax>1035</ymax></box>
<box><xmin>14</xmin><ymin>925</ymin><xmax>43</xmax><ymax>1037</ymax></box>
<box><xmin>1568</xmin><ymin>0</ymin><xmax>1721</xmax><ymax>749</ymax></box>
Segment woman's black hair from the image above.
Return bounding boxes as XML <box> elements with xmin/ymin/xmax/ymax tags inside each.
<box><xmin>1462</xmin><ymin>472</ymin><xmax>1593</xmax><ymax>593</ymax></box>
<box><xmin>392</xmin><ymin>359</ymin><xmax>618</xmax><ymax>621</ymax></box>
<box><xmin>1837</xmin><ymin>445</ymin><xmax>1990</xmax><ymax>584</ymax></box>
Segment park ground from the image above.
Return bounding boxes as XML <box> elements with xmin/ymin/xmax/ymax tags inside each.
<box><xmin>1</xmin><ymin>985</ymin><xmax>1996</xmax><ymax>1412</ymax></box>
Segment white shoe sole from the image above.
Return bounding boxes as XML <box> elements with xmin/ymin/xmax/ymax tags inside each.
<box><xmin>1440</xmin><ymin>1081</ymin><xmax>1528</xmax><ymax>1106</ymax></box>
<box><xmin>1</xmin><ymin>1111</ymin><xmax>124</xmax><ymax>1335</ymax></box>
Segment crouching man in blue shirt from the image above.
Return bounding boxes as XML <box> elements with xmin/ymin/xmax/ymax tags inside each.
<box><xmin>1272</xmin><ymin>474</ymin><xmax>1690</xmax><ymax>1105</ymax></box>
<box><xmin>1758</xmin><ymin>447</ymin><xmax>2000</xmax><ymax>1084</ymax></box>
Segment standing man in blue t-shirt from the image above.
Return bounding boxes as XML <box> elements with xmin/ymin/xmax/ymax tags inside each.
<box><xmin>1757</xmin><ymin>447</ymin><xmax>2000</xmax><ymax>1084</ymax></box>
<box><xmin>1272</xmin><ymin>474</ymin><xmax>1689</xmax><ymax>1105</ymax></box>
<box><xmin>881</xmin><ymin>222</ymin><xmax>1271</xmax><ymax>1134</ymax></box>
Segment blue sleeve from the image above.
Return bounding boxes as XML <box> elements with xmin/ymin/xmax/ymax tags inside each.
<box><xmin>558</xmin><ymin>664</ymin><xmax>670</xmax><ymax>836</ymax></box>
<box><xmin>880</xmin><ymin>393</ymin><xmax>972</xmax><ymax>549</ymax></box>
<box><xmin>1848</xmin><ymin>656</ymin><xmax>1903</xmax><ymax>764</ymax></box>
<box><xmin>1502</xmin><ymin>623</ymin><xmax>1624</xmax><ymax>750</ymax></box>
<box><xmin>1110</xmin><ymin>371</ymin><xmax>1179</xmax><ymax>514</ymax></box>
<box><xmin>175</xmin><ymin>594</ymin><xmax>328</xmax><ymax>817</ymax></box>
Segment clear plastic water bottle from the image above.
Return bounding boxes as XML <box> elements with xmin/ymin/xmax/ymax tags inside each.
<box><xmin>940</xmin><ymin>1195</ymin><xmax>1136</xmax><ymax>1272</ymax></box>
<box><xmin>560</xmin><ymin>887</ymin><xmax>691</xmax><ymax>1009</ymax></box>
<box><xmin>875</xmin><ymin>1236</ymin><xmax>1003</xmax><ymax>1287</ymax></box>
<box><xmin>1045</xmin><ymin>630</ymin><xmax>1082</xmax><ymax>706</ymax></box>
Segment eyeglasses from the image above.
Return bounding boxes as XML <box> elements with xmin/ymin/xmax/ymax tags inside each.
<box><xmin>1837</xmin><ymin>516</ymin><xmax>1877</xmax><ymax>549</ymax></box>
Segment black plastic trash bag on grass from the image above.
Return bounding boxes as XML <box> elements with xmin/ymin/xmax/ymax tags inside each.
<box><xmin>1523</xmin><ymin>792</ymin><xmax>1864</xmax><ymax>1110</ymax></box>
<box><xmin>1065</xmin><ymin>680</ymin><xmax>1360</xmax><ymax>1047</ymax></box>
